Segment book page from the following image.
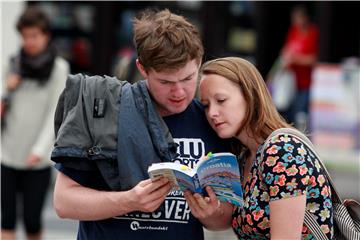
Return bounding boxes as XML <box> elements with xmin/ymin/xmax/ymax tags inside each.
<box><xmin>197</xmin><ymin>153</ymin><xmax>243</xmax><ymax>206</ymax></box>
<box><xmin>148</xmin><ymin>162</ymin><xmax>197</xmax><ymax>192</ymax></box>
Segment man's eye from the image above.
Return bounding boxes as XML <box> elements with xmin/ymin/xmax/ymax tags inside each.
<box><xmin>217</xmin><ymin>99</ymin><xmax>226</xmax><ymax>103</ymax></box>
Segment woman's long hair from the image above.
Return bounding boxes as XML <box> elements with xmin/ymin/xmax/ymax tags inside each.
<box><xmin>200</xmin><ymin>57</ymin><xmax>293</xmax><ymax>156</ymax></box>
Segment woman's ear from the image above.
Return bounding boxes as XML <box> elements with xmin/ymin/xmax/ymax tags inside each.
<box><xmin>136</xmin><ymin>59</ymin><xmax>148</xmax><ymax>79</ymax></box>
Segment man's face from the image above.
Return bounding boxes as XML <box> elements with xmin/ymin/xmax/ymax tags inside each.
<box><xmin>21</xmin><ymin>27</ymin><xmax>49</xmax><ymax>56</ymax></box>
<box><xmin>138</xmin><ymin>59</ymin><xmax>199</xmax><ymax>116</ymax></box>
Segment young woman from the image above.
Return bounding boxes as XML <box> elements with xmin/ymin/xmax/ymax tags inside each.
<box><xmin>197</xmin><ymin>57</ymin><xmax>333</xmax><ymax>239</ymax></box>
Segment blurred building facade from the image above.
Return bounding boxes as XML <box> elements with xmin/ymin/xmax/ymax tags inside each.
<box><xmin>18</xmin><ymin>0</ymin><xmax>357</xmax><ymax>187</ymax></box>
<box><xmin>3</xmin><ymin>0</ymin><xmax>359</xmax><ymax>178</ymax></box>
<box><xmin>14</xmin><ymin>1</ymin><xmax>359</xmax><ymax>77</ymax></box>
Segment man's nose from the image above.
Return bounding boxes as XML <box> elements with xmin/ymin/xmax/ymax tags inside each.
<box><xmin>171</xmin><ymin>82</ymin><xmax>185</xmax><ymax>95</ymax></box>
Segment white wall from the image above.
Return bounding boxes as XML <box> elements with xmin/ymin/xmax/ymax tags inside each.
<box><xmin>1</xmin><ymin>1</ymin><xmax>25</xmax><ymax>81</ymax></box>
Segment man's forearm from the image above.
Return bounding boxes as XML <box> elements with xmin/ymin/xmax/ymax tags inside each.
<box><xmin>54</xmin><ymin>172</ymin><xmax>132</xmax><ymax>221</ymax></box>
<box><xmin>293</xmin><ymin>53</ymin><xmax>317</xmax><ymax>66</ymax></box>
<box><xmin>54</xmin><ymin>172</ymin><xmax>171</xmax><ymax>221</ymax></box>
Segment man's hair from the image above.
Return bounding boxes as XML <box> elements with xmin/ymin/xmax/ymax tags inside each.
<box><xmin>16</xmin><ymin>6</ymin><xmax>51</xmax><ymax>34</ymax></box>
<box><xmin>133</xmin><ymin>9</ymin><xmax>204</xmax><ymax>72</ymax></box>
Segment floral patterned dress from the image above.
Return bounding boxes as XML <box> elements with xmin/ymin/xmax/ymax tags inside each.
<box><xmin>232</xmin><ymin>134</ymin><xmax>334</xmax><ymax>239</ymax></box>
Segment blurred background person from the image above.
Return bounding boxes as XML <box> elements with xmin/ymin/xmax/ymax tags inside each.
<box><xmin>279</xmin><ymin>4</ymin><xmax>319</xmax><ymax>130</ymax></box>
<box><xmin>1</xmin><ymin>6</ymin><xmax>69</xmax><ymax>240</ymax></box>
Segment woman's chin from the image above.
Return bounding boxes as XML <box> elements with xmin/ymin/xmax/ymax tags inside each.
<box><xmin>216</xmin><ymin>131</ymin><xmax>233</xmax><ymax>139</ymax></box>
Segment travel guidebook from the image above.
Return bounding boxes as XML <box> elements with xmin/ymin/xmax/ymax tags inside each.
<box><xmin>148</xmin><ymin>152</ymin><xmax>243</xmax><ymax>206</ymax></box>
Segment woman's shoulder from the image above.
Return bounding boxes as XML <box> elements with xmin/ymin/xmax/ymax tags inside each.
<box><xmin>258</xmin><ymin>132</ymin><xmax>321</xmax><ymax>174</ymax></box>
<box><xmin>260</xmin><ymin>132</ymin><xmax>316</xmax><ymax>161</ymax></box>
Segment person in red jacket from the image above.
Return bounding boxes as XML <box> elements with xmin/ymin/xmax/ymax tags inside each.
<box><xmin>281</xmin><ymin>5</ymin><xmax>319</xmax><ymax>129</ymax></box>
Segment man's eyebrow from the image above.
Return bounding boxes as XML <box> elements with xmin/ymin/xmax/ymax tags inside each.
<box><xmin>157</xmin><ymin>72</ymin><xmax>196</xmax><ymax>82</ymax></box>
<box><xmin>178</xmin><ymin>72</ymin><xmax>196</xmax><ymax>81</ymax></box>
<box><xmin>181</xmin><ymin>72</ymin><xmax>195</xmax><ymax>81</ymax></box>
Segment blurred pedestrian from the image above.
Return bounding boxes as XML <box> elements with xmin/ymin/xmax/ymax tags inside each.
<box><xmin>280</xmin><ymin>5</ymin><xmax>319</xmax><ymax>129</ymax></box>
<box><xmin>1</xmin><ymin>6</ymin><xmax>69</xmax><ymax>240</ymax></box>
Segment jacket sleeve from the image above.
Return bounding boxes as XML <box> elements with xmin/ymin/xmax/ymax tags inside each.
<box><xmin>51</xmin><ymin>73</ymin><xmax>96</xmax><ymax>170</ymax></box>
<box><xmin>51</xmin><ymin>73</ymin><xmax>124</xmax><ymax>191</ymax></box>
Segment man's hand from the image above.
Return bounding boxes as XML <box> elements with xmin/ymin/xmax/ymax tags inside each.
<box><xmin>126</xmin><ymin>178</ymin><xmax>172</xmax><ymax>212</ymax></box>
<box><xmin>26</xmin><ymin>154</ymin><xmax>41</xmax><ymax>167</ymax></box>
<box><xmin>6</xmin><ymin>74</ymin><xmax>21</xmax><ymax>91</ymax></box>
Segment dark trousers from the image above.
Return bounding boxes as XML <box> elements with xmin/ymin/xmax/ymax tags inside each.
<box><xmin>281</xmin><ymin>89</ymin><xmax>310</xmax><ymax>131</ymax></box>
<box><xmin>1</xmin><ymin>164</ymin><xmax>51</xmax><ymax>234</ymax></box>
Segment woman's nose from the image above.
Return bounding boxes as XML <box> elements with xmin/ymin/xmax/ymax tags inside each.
<box><xmin>208</xmin><ymin>105</ymin><xmax>219</xmax><ymax>118</ymax></box>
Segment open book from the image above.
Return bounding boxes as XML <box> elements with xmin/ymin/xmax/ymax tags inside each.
<box><xmin>148</xmin><ymin>152</ymin><xmax>243</xmax><ymax>206</ymax></box>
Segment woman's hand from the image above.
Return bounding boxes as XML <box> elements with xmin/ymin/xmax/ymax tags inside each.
<box><xmin>184</xmin><ymin>186</ymin><xmax>233</xmax><ymax>230</ymax></box>
<box><xmin>184</xmin><ymin>186</ymin><xmax>222</xmax><ymax>219</ymax></box>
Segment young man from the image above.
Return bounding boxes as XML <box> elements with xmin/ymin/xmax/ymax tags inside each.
<box><xmin>52</xmin><ymin>9</ymin><xmax>232</xmax><ymax>239</ymax></box>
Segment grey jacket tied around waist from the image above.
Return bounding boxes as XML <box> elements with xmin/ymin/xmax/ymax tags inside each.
<box><xmin>51</xmin><ymin>74</ymin><xmax>178</xmax><ymax>191</ymax></box>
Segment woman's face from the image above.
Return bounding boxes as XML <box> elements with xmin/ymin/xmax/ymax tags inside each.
<box><xmin>21</xmin><ymin>27</ymin><xmax>49</xmax><ymax>56</ymax></box>
<box><xmin>200</xmin><ymin>73</ymin><xmax>247</xmax><ymax>139</ymax></box>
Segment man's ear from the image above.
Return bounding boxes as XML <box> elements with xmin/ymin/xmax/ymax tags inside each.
<box><xmin>136</xmin><ymin>59</ymin><xmax>148</xmax><ymax>78</ymax></box>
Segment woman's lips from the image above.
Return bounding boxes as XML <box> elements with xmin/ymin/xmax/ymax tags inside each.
<box><xmin>214</xmin><ymin>122</ymin><xmax>225</xmax><ymax>128</ymax></box>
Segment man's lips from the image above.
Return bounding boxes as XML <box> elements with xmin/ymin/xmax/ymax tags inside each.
<box><xmin>169</xmin><ymin>98</ymin><xmax>185</xmax><ymax>104</ymax></box>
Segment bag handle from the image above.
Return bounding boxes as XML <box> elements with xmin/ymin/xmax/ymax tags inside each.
<box><xmin>304</xmin><ymin>211</ymin><xmax>329</xmax><ymax>240</ymax></box>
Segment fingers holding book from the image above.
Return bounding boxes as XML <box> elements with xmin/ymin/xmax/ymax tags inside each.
<box><xmin>127</xmin><ymin>177</ymin><xmax>172</xmax><ymax>212</ymax></box>
<box><xmin>184</xmin><ymin>186</ymin><xmax>221</xmax><ymax>219</ymax></box>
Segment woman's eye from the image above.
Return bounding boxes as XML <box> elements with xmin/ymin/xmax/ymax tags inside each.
<box><xmin>217</xmin><ymin>99</ymin><xmax>226</xmax><ymax>104</ymax></box>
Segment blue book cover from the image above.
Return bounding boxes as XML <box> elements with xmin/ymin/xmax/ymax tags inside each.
<box><xmin>148</xmin><ymin>152</ymin><xmax>243</xmax><ymax>206</ymax></box>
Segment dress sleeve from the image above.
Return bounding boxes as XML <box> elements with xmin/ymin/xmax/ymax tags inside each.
<box><xmin>259</xmin><ymin>134</ymin><xmax>315</xmax><ymax>201</ymax></box>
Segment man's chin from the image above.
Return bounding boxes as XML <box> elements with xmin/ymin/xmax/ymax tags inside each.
<box><xmin>157</xmin><ymin>100</ymin><xmax>190</xmax><ymax>116</ymax></box>
<box><xmin>171</xmin><ymin>105</ymin><xmax>187</xmax><ymax>114</ymax></box>
<box><xmin>158</xmin><ymin>106</ymin><xmax>185</xmax><ymax>117</ymax></box>
<box><xmin>167</xmin><ymin>103</ymin><xmax>189</xmax><ymax>115</ymax></box>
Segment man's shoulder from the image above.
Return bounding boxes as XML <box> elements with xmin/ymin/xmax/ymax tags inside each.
<box><xmin>177</xmin><ymin>99</ymin><xmax>206</xmax><ymax>120</ymax></box>
<box><xmin>187</xmin><ymin>99</ymin><xmax>205</xmax><ymax>113</ymax></box>
<box><xmin>191</xmin><ymin>98</ymin><xmax>204</xmax><ymax>108</ymax></box>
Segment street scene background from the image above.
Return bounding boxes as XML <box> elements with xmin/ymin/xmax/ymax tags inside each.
<box><xmin>1</xmin><ymin>1</ymin><xmax>359</xmax><ymax>239</ymax></box>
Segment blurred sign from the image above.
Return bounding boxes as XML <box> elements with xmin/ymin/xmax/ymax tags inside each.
<box><xmin>310</xmin><ymin>62</ymin><xmax>360</xmax><ymax>169</ymax></box>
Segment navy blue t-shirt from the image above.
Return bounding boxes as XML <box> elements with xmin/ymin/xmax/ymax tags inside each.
<box><xmin>57</xmin><ymin>99</ymin><xmax>229</xmax><ymax>240</ymax></box>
